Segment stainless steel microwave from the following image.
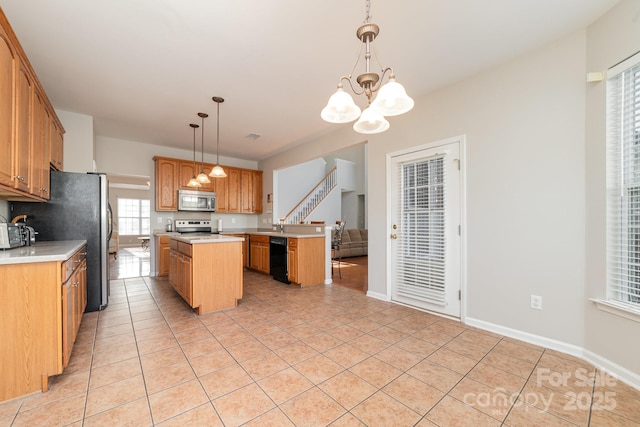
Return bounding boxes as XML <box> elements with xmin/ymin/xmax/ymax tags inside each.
<box><xmin>178</xmin><ymin>190</ymin><xmax>216</xmax><ymax>212</ymax></box>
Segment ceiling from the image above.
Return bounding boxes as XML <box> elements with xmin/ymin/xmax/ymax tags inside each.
<box><xmin>0</xmin><ymin>0</ymin><xmax>619</xmax><ymax>161</ymax></box>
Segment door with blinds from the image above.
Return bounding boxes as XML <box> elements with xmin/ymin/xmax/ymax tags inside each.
<box><xmin>389</xmin><ymin>140</ymin><xmax>461</xmax><ymax>318</ymax></box>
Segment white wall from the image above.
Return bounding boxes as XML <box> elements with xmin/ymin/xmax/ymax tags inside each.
<box><xmin>259</xmin><ymin>27</ymin><xmax>614</xmax><ymax>373</ymax></box>
<box><xmin>274</xmin><ymin>158</ymin><xmax>327</xmax><ymax>220</ymax></box>
<box><xmin>585</xmin><ymin>0</ymin><xmax>640</xmax><ymax>378</ymax></box>
<box><xmin>56</xmin><ymin>110</ymin><xmax>95</xmax><ymax>173</ymax></box>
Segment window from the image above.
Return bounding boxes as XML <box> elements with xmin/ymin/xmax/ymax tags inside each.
<box><xmin>118</xmin><ymin>198</ymin><xmax>150</xmax><ymax>236</ymax></box>
<box><xmin>607</xmin><ymin>52</ymin><xmax>640</xmax><ymax>308</ymax></box>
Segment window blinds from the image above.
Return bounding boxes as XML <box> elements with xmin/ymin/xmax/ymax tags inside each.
<box><xmin>395</xmin><ymin>155</ymin><xmax>447</xmax><ymax>305</ymax></box>
<box><xmin>607</xmin><ymin>52</ymin><xmax>640</xmax><ymax>306</ymax></box>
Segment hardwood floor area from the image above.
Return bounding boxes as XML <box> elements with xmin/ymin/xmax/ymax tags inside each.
<box><xmin>331</xmin><ymin>256</ymin><xmax>367</xmax><ymax>293</ymax></box>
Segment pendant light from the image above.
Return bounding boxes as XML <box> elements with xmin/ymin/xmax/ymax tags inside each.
<box><xmin>208</xmin><ymin>96</ymin><xmax>227</xmax><ymax>178</ymax></box>
<box><xmin>187</xmin><ymin>123</ymin><xmax>201</xmax><ymax>188</ymax></box>
<box><xmin>196</xmin><ymin>112</ymin><xmax>210</xmax><ymax>184</ymax></box>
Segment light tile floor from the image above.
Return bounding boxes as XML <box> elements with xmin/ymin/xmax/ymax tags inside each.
<box><xmin>2</xmin><ymin>270</ymin><xmax>639</xmax><ymax>426</ymax></box>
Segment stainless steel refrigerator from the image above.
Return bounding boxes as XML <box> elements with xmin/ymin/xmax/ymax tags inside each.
<box><xmin>11</xmin><ymin>171</ymin><xmax>111</xmax><ymax>312</ymax></box>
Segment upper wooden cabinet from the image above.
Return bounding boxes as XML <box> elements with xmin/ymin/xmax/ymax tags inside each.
<box><xmin>153</xmin><ymin>156</ymin><xmax>263</xmax><ymax>213</ymax></box>
<box><xmin>0</xmin><ymin>8</ymin><xmax>64</xmax><ymax>201</ymax></box>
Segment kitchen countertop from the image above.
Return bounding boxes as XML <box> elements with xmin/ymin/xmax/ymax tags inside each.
<box><xmin>0</xmin><ymin>240</ymin><xmax>87</xmax><ymax>265</ymax></box>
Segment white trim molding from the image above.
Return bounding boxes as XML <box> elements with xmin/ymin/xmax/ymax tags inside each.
<box><xmin>590</xmin><ymin>298</ymin><xmax>640</xmax><ymax>323</ymax></box>
<box><xmin>466</xmin><ymin>317</ymin><xmax>640</xmax><ymax>391</ymax></box>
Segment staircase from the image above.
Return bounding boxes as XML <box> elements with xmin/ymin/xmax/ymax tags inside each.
<box><xmin>281</xmin><ymin>167</ymin><xmax>337</xmax><ymax>224</ymax></box>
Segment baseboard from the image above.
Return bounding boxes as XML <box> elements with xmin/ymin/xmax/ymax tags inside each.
<box><xmin>466</xmin><ymin>317</ymin><xmax>640</xmax><ymax>391</ymax></box>
<box><xmin>366</xmin><ymin>290</ymin><xmax>389</xmax><ymax>301</ymax></box>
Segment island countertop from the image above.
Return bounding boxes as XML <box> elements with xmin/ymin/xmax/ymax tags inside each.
<box><xmin>0</xmin><ymin>240</ymin><xmax>87</xmax><ymax>265</ymax></box>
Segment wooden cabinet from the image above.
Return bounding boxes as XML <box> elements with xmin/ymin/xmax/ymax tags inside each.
<box><xmin>248</xmin><ymin>234</ymin><xmax>270</xmax><ymax>274</ymax></box>
<box><xmin>168</xmin><ymin>237</ymin><xmax>243</xmax><ymax>314</ymax></box>
<box><xmin>50</xmin><ymin>120</ymin><xmax>64</xmax><ymax>171</ymax></box>
<box><xmin>154</xmin><ymin>157</ymin><xmax>179</xmax><ymax>211</ymax></box>
<box><xmin>0</xmin><ymin>243</ymin><xmax>86</xmax><ymax>402</ymax></box>
<box><xmin>14</xmin><ymin>59</ymin><xmax>33</xmax><ymax>193</ymax></box>
<box><xmin>227</xmin><ymin>167</ymin><xmax>240</xmax><ymax>212</ymax></box>
<box><xmin>156</xmin><ymin>235</ymin><xmax>170</xmax><ymax>277</ymax></box>
<box><xmin>169</xmin><ymin>239</ymin><xmax>193</xmax><ymax>305</ymax></box>
<box><xmin>153</xmin><ymin>156</ymin><xmax>262</xmax><ymax>213</ymax></box>
<box><xmin>61</xmin><ymin>248</ymin><xmax>87</xmax><ymax>368</ymax></box>
<box><xmin>0</xmin><ymin>9</ymin><xmax>63</xmax><ymax>201</ymax></box>
<box><xmin>288</xmin><ymin>238</ymin><xmax>298</xmax><ymax>284</ymax></box>
<box><xmin>287</xmin><ymin>237</ymin><xmax>325</xmax><ymax>287</ymax></box>
<box><xmin>0</xmin><ymin>24</ymin><xmax>15</xmax><ymax>188</ymax></box>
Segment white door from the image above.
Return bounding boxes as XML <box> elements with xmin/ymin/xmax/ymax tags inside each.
<box><xmin>388</xmin><ymin>139</ymin><xmax>462</xmax><ymax>318</ymax></box>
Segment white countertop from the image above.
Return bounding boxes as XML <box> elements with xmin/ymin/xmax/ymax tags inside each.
<box><xmin>0</xmin><ymin>240</ymin><xmax>87</xmax><ymax>265</ymax></box>
<box><xmin>170</xmin><ymin>235</ymin><xmax>245</xmax><ymax>244</ymax></box>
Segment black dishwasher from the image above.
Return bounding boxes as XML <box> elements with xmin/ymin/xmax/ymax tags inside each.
<box><xmin>269</xmin><ymin>236</ymin><xmax>290</xmax><ymax>284</ymax></box>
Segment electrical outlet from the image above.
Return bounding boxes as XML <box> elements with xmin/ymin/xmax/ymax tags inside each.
<box><xmin>157</xmin><ymin>216</ymin><xmax>163</xmax><ymax>224</ymax></box>
<box><xmin>531</xmin><ymin>295</ymin><xmax>542</xmax><ymax>310</ymax></box>
<box><xmin>316</xmin><ymin>227</ymin><xmax>322</xmax><ymax>232</ymax></box>
<box><xmin>231</xmin><ymin>217</ymin><xmax>236</xmax><ymax>224</ymax></box>
<box><xmin>262</xmin><ymin>218</ymin><xmax>267</xmax><ymax>223</ymax></box>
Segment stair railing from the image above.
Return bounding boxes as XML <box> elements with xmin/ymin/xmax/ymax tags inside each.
<box><xmin>281</xmin><ymin>167</ymin><xmax>337</xmax><ymax>224</ymax></box>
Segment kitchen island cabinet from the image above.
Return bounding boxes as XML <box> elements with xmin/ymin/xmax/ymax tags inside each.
<box><xmin>0</xmin><ymin>240</ymin><xmax>87</xmax><ymax>402</ymax></box>
<box><xmin>169</xmin><ymin>235</ymin><xmax>243</xmax><ymax>314</ymax></box>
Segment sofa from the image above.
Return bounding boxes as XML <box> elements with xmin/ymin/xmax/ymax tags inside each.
<box><xmin>337</xmin><ymin>229</ymin><xmax>368</xmax><ymax>258</ymax></box>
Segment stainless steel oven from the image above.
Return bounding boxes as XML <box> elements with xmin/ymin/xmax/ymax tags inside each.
<box><xmin>178</xmin><ymin>190</ymin><xmax>216</xmax><ymax>212</ymax></box>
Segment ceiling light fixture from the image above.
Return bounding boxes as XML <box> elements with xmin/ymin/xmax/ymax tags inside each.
<box><xmin>321</xmin><ymin>0</ymin><xmax>414</xmax><ymax>134</ymax></box>
<box><xmin>187</xmin><ymin>123</ymin><xmax>201</xmax><ymax>188</ymax></box>
<box><xmin>209</xmin><ymin>96</ymin><xmax>227</xmax><ymax>178</ymax></box>
<box><xmin>196</xmin><ymin>112</ymin><xmax>211</xmax><ymax>184</ymax></box>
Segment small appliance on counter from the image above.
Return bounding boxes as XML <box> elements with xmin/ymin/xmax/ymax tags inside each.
<box><xmin>166</xmin><ymin>218</ymin><xmax>173</xmax><ymax>232</ymax></box>
<box><xmin>0</xmin><ymin>223</ymin><xmax>24</xmax><ymax>249</ymax></box>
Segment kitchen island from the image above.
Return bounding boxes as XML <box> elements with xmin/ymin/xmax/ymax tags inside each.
<box><xmin>169</xmin><ymin>234</ymin><xmax>244</xmax><ymax>314</ymax></box>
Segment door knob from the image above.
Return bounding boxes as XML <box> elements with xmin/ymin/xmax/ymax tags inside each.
<box><xmin>390</xmin><ymin>234</ymin><xmax>398</xmax><ymax>239</ymax></box>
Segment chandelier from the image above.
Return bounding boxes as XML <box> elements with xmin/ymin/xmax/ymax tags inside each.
<box><xmin>321</xmin><ymin>0</ymin><xmax>414</xmax><ymax>134</ymax></box>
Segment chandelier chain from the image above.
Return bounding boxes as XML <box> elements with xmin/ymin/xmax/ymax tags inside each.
<box><xmin>364</xmin><ymin>0</ymin><xmax>371</xmax><ymax>23</ymax></box>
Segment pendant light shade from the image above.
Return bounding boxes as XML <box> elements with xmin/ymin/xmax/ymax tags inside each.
<box><xmin>353</xmin><ymin>106</ymin><xmax>389</xmax><ymax>134</ymax></box>
<box><xmin>208</xmin><ymin>96</ymin><xmax>227</xmax><ymax>178</ymax></box>
<box><xmin>196</xmin><ymin>112</ymin><xmax>210</xmax><ymax>184</ymax></box>
<box><xmin>321</xmin><ymin>86</ymin><xmax>361</xmax><ymax>123</ymax></box>
<box><xmin>187</xmin><ymin>123</ymin><xmax>201</xmax><ymax>187</ymax></box>
<box><xmin>369</xmin><ymin>75</ymin><xmax>414</xmax><ymax>116</ymax></box>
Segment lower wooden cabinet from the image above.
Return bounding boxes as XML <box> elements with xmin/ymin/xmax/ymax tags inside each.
<box><xmin>61</xmin><ymin>247</ymin><xmax>87</xmax><ymax>368</ymax></box>
<box><xmin>287</xmin><ymin>237</ymin><xmax>325</xmax><ymax>287</ymax></box>
<box><xmin>169</xmin><ymin>240</ymin><xmax>192</xmax><ymax>305</ymax></box>
<box><xmin>156</xmin><ymin>235</ymin><xmax>170</xmax><ymax>277</ymax></box>
<box><xmin>0</xmin><ymin>244</ymin><xmax>86</xmax><ymax>402</ymax></box>
<box><xmin>248</xmin><ymin>235</ymin><xmax>270</xmax><ymax>274</ymax></box>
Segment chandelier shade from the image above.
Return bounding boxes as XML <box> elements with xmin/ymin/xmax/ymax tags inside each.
<box><xmin>369</xmin><ymin>75</ymin><xmax>414</xmax><ymax>116</ymax></box>
<box><xmin>321</xmin><ymin>86</ymin><xmax>361</xmax><ymax>123</ymax></box>
<box><xmin>321</xmin><ymin>0</ymin><xmax>413</xmax><ymax>134</ymax></box>
<box><xmin>208</xmin><ymin>96</ymin><xmax>227</xmax><ymax>178</ymax></box>
<box><xmin>353</xmin><ymin>106</ymin><xmax>389</xmax><ymax>134</ymax></box>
